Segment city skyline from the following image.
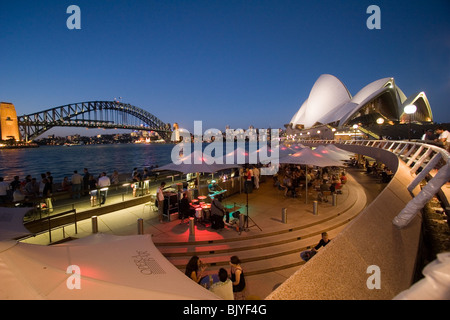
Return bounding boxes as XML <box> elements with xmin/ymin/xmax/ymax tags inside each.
<box><xmin>1</xmin><ymin>0</ymin><xmax>449</xmax><ymax>136</ymax></box>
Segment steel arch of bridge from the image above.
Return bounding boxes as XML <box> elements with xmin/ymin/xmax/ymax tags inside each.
<box><xmin>17</xmin><ymin>101</ymin><xmax>172</xmax><ymax>141</ymax></box>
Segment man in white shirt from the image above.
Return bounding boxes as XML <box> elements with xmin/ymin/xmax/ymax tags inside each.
<box><xmin>0</xmin><ymin>177</ymin><xmax>9</xmax><ymax>204</ymax></box>
<box><xmin>209</xmin><ymin>268</ymin><xmax>234</xmax><ymax>300</ymax></box>
<box><xmin>435</xmin><ymin>126</ymin><xmax>450</xmax><ymax>151</ymax></box>
<box><xmin>97</xmin><ymin>172</ymin><xmax>111</xmax><ymax>204</ymax></box>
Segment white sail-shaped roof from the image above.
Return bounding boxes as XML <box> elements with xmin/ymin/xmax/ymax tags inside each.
<box><xmin>294</xmin><ymin>74</ymin><xmax>351</xmax><ymax>128</ymax></box>
<box><xmin>289</xmin><ymin>74</ymin><xmax>432</xmax><ymax>130</ymax></box>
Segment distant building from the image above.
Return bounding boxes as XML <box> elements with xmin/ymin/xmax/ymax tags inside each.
<box><xmin>286</xmin><ymin>75</ymin><xmax>433</xmax><ymax>139</ymax></box>
<box><xmin>0</xmin><ymin>102</ymin><xmax>21</xmax><ymax>141</ymax></box>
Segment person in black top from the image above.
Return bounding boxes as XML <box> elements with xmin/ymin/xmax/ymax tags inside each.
<box><xmin>179</xmin><ymin>192</ymin><xmax>192</xmax><ymax>224</ymax></box>
<box><xmin>312</xmin><ymin>232</ymin><xmax>331</xmax><ymax>253</ymax></box>
<box><xmin>230</xmin><ymin>255</ymin><xmax>246</xmax><ymax>300</ymax></box>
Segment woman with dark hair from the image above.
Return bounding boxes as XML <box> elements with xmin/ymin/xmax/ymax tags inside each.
<box><xmin>185</xmin><ymin>255</ymin><xmax>207</xmax><ymax>284</ymax></box>
<box><xmin>229</xmin><ymin>255</ymin><xmax>246</xmax><ymax>300</ymax></box>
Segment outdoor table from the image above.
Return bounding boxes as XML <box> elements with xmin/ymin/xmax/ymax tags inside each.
<box><xmin>199</xmin><ymin>273</ymin><xmax>220</xmax><ymax>289</ymax></box>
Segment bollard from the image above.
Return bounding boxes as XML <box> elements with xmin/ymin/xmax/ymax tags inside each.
<box><xmin>332</xmin><ymin>193</ymin><xmax>337</xmax><ymax>206</ymax></box>
<box><xmin>92</xmin><ymin>216</ymin><xmax>98</xmax><ymax>233</ymax></box>
<box><xmin>313</xmin><ymin>201</ymin><xmax>318</xmax><ymax>215</ymax></box>
<box><xmin>189</xmin><ymin>217</ymin><xmax>195</xmax><ymax>235</ymax></box>
<box><xmin>137</xmin><ymin>218</ymin><xmax>144</xmax><ymax>235</ymax></box>
<box><xmin>282</xmin><ymin>208</ymin><xmax>288</xmax><ymax>223</ymax></box>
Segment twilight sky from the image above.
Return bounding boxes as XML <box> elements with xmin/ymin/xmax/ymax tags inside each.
<box><xmin>1</xmin><ymin>0</ymin><xmax>449</xmax><ymax>136</ymax></box>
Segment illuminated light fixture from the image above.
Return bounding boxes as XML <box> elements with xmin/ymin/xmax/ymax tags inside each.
<box><xmin>376</xmin><ymin>117</ymin><xmax>385</xmax><ymax>125</ymax></box>
<box><xmin>404</xmin><ymin>104</ymin><xmax>417</xmax><ymax>115</ymax></box>
<box><xmin>404</xmin><ymin>104</ymin><xmax>417</xmax><ymax>141</ymax></box>
<box><xmin>331</xmin><ymin>128</ymin><xmax>336</xmax><ymax>132</ymax></box>
<box><xmin>352</xmin><ymin>124</ymin><xmax>359</xmax><ymax>129</ymax></box>
<box><xmin>317</xmin><ymin>130</ymin><xmax>321</xmax><ymax>134</ymax></box>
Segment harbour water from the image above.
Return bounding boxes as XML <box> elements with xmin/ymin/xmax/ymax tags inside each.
<box><xmin>0</xmin><ymin>144</ymin><xmax>176</xmax><ymax>184</ymax></box>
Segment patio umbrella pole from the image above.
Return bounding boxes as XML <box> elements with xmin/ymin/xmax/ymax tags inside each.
<box><xmin>305</xmin><ymin>165</ymin><xmax>308</xmax><ymax>204</ymax></box>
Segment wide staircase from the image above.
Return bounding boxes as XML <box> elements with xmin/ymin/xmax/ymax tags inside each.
<box><xmin>153</xmin><ymin>171</ymin><xmax>371</xmax><ymax>278</ymax></box>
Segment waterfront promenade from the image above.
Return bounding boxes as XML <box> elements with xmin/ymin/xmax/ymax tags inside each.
<box><xmin>19</xmin><ymin>166</ymin><xmax>385</xmax><ymax>299</ymax></box>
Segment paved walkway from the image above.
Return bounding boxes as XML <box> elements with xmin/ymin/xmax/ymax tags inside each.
<box><xmin>21</xmin><ymin>167</ymin><xmax>386</xmax><ymax>299</ymax></box>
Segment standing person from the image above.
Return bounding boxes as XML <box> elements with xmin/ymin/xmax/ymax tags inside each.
<box><xmin>253</xmin><ymin>166</ymin><xmax>260</xmax><ymax>190</ymax></box>
<box><xmin>71</xmin><ymin>170</ymin><xmax>83</xmax><ymax>199</ymax></box>
<box><xmin>42</xmin><ymin>178</ymin><xmax>53</xmax><ymax>213</ymax></box>
<box><xmin>244</xmin><ymin>168</ymin><xmax>253</xmax><ymax>194</ymax></box>
<box><xmin>230</xmin><ymin>256</ymin><xmax>246</xmax><ymax>300</ymax></box>
<box><xmin>9</xmin><ymin>176</ymin><xmax>21</xmax><ymax>199</ymax></box>
<box><xmin>46</xmin><ymin>171</ymin><xmax>53</xmax><ymax>194</ymax></box>
<box><xmin>0</xmin><ymin>177</ymin><xmax>9</xmax><ymax>204</ymax></box>
<box><xmin>157</xmin><ymin>181</ymin><xmax>166</xmax><ymax>223</ymax></box>
<box><xmin>83</xmin><ymin>168</ymin><xmax>90</xmax><ymax>196</ymax></box>
<box><xmin>88</xmin><ymin>175</ymin><xmax>98</xmax><ymax>206</ymax></box>
<box><xmin>39</xmin><ymin>173</ymin><xmax>46</xmax><ymax>196</ymax></box>
<box><xmin>97</xmin><ymin>172</ymin><xmax>111</xmax><ymax>204</ymax></box>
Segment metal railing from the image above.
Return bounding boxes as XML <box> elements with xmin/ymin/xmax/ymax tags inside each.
<box><xmin>300</xmin><ymin>139</ymin><xmax>450</xmax><ymax>229</ymax></box>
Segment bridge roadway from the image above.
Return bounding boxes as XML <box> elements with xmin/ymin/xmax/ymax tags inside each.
<box><xmin>21</xmin><ymin>166</ymin><xmax>385</xmax><ymax>299</ymax></box>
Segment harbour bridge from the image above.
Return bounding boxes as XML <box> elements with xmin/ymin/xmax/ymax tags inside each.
<box><xmin>17</xmin><ymin>101</ymin><xmax>173</xmax><ymax>141</ymax></box>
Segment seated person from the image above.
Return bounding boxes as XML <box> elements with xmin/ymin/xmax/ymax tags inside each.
<box><xmin>185</xmin><ymin>256</ymin><xmax>207</xmax><ymax>284</ymax></box>
<box><xmin>311</xmin><ymin>232</ymin><xmax>331</xmax><ymax>253</ymax></box>
<box><xmin>208</xmin><ymin>180</ymin><xmax>219</xmax><ymax>194</ymax></box>
<box><xmin>209</xmin><ymin>268</ymin><xmax>234</xmax><ymax>300</ymax></box>
<box><xmin>340</xmin><ymin>172</ymin><xmax>347</xmax><ymax>184</ymax></box>
<box><xmin>317</xmin><ymin>180</ymin><xmax>330</xmax><ymax>202</ymax></box>
<box><xmin>330</xmin><ymin>175</ymin><xmax>342</xmax><ymax>193</ymax></box>
<box><xmin>226</xmin><ymin>211</ymin><xmax>244</xmax><ymax>233</ymax></box>
<box><xmin>179</xmin><ymin>192</ymin><xmax>193</xmax><ymax>223</ymax></box>
<box><xmin>60</xmin><ymin>176</ymin><xmax>72</xmax><ymax>192</ymax></box>
<box><xmin>210</xmin><ymin>195</ymin><xmax>229</xmax><ymax>229</ymax></box>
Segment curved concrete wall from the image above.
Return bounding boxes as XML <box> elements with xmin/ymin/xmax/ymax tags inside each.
<box><xmin>267</xmin><ymin>144</ymin><xmax>422</xmax><ymax>300</ymax></box>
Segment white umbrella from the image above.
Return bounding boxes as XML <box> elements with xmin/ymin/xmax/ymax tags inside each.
<box><xmin>156</xmin><ymin>149</ymin><xmax>240</xmax><ymax>174</ymax></box>
<box><xmin>279</xmin><ymin>147</ymin><xmax>343</xmax><ymax>167</ymax></box>
<box><xmin>279</xmin><ymin>147</ymin><xmax>344</xmax><ymax>203</ymax></box>
<box><xmin>313</xmin><ymin>145</ymin><xmax>350</xmax><ymax>162</ymax></box>
<box><xmin>0</xmin><ymin>233</ymin><xmax>220</xmax><ymax>300</ymax></box>
<box><xmin>0</xmin><ymin>207</ymin><xmax>33</xmax><ymax>241</ymax></box>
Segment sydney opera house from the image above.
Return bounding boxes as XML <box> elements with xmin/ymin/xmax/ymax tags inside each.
<box><xmin>286</xmin><ymin>74</ymin><xmax>433</xmax><ymax>140</ymax></box>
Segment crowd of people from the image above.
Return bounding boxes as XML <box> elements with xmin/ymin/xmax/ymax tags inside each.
<box><xmin>185</xmin><ymin>255</ymin><xmax>246</xmax><ymax>300</ymax></box>
<box><xmin>0</xmin><ymin>172</ymin><xmax>55</xmax><ymax>210</ymax></box>
<box><xmin>0</xmin><ymin>168</ymin><xmax>121</xmax><ymax>209</ymax></box>
<box><xmin>56</xmin><ymin>168</ymin><xmax>114</xmax><ymax>206</ymax></box>
<box><xmin>273</xmin><ymin>164</ymin><xmax>345</xmax><ymax>200</ymax></box>
<box><xmin>349</xmin><ymin>156</ymin><xmax>393</xmax><ymax>183</ymax></box>
<box><xmin>184</xmin><ymin>232</ymin><xmax>332</xmax><ymax>299</ymax></box>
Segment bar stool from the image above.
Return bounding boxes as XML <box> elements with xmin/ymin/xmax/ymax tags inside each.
<box><xmin>195</xmin><ymin>207</ymin><xmax>203</xmax><ymax>224</ymax></box>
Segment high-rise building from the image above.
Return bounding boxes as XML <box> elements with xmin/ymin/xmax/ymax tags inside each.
<box><xmin>0</xmin><ymin>102</ymin><xmax>21</xmax><ymax>141</ymax></box>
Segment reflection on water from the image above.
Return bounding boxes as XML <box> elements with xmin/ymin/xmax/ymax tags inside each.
<box><xmin>0</xmin><ymin>144</ymin><xmax>175</xmax><ymax>183</ymax></box>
